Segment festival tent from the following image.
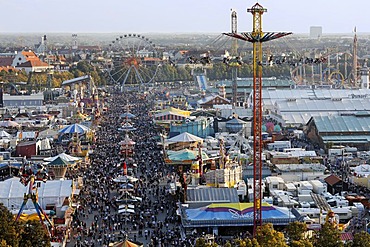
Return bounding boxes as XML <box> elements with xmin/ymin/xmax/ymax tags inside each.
<box><xmin>0</xmin><ymin>177</ymin><xmax>72</xmax><ymax>209</ymax></box>
<box><xmin>45</xmin><ymin>157</ymin><xmax>70</xmax><ymax>178</ymax></box>
<box><xmin>37</xmin><ymin>129</ymin><xmax>59</xmax><ymax>140</ymax></box>
<box><xmin>119</xmin><ymin>112</ymin><xmax>136</xmax><ymax>119</ymax></box>
<box><xmin>0</xmin><ymin>120</ymin><xmax>20</xmax><ymax>128</ymax></box>
<box><xmin>58</xmin><ymin>123</ymin><xmax>90</xmax><ymax>134</ymax></box>
<box><xmin>46</xmin><ymin>157</ymin><xmax>70</xmax><ymax>167</ymax></box>
<box><xmin>154</xmin><ymin>107</ymin><xmax>191</xmax><ymax>122</ymax></box>
<box><xmin>183</xmin><ymin>202</ymin><xmax>296</xmax><ymax>227</ymax></box>
<box><xmin>166</xmin><ymin>132</ymin><xmax>203</xmax><ymax>143</ymax></box>
<box><xmin>44</xmin><ymin>153</ymin><xmax>81</xmax><ymax>162</ymax></box>
<box><xmin>167</xmin><ymin>149</ymin><xmax>209</xmax><ymax>161</ymax></box>
<box><xmin>110</xmin><ymin>240</ymin><xmax>143</xmax><ymax>247</ymax></box>
<box><xmin>0</xmin><ymin>130</ymin><xmax>11</xmax><ymax>138</ymax></box>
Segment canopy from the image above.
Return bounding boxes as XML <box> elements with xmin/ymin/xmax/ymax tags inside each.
<box><xmin>120</xmin><ymin>183</ymin><xmax>134</xmax><ymax>189</ymax></box>
<box><xmin>167</xmin><ymin>132</ymin><xmax>203</xmax><ymax>143</ymax></box>
<box><xmin>118</xmin><ymin>208</ymin><xmax>135</xmax><ymax>214</ymax></box>
<box><xmin>120</xmin><ymin>112</ymin><xmax>136</xmax><ymax>119</ymax></box>
<box><xmin>38</xmin><ymin>129</ymin><xmax>59</xmax><ymax>139</ymax></box>
<box><xmin>119</xmin><ymin>122</ymin><xmax>136</xmax><ymax>131</ymax></box>
<box><xmin>0</xmin><ymin>120</ymin><xmax>20</xmax><ymax>128</ymax></box>
<box><xmin>44</xmin><ymin>153</ymin><xmax>81</xmax><ymax>162</ymax></box>
<box><xmin>0</xmin><ymin>130</ymin><xmax>10</xmax><ymax>138</ymax></box>
<box><xmin>185</xmin><ymin>202</ymin><xmax>295</xmax><ymax>221</ymax></box>
<box><xmin>119</xmin><ymin>139</ymin><xmax>136</xmax><ymax>146</ymax></box>
<box><xmin>111</xmin><ymin>240</ymin><xmax>142</xmax><ymax>247</ymax></box>
<box><xmin>58</xmin><ymin>123</ymin><xmax>90</xmax><ymax>134</ymax></box>
<box><xmin>113</xmin><ymin>175</ymin><xmax>139</xmax><ymax>183</ymax></box>
<box><xmin>46</xmin><ymin>157</ymin><xmax>70</xmax><ymax>167</ymax></box>
<box><xmin>167</xmin><ymin>149</ymin><xmax>208</xmax><ymax>161</ymax></box>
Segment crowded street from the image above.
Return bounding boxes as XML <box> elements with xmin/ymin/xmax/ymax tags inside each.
<box><xmin>67</xmin><ymin>90</ymin><xmax>195</xmax><ymax>247</ymax></box>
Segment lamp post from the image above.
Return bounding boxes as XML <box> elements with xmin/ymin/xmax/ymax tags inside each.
<box><xmin>8</xmin><ymin>160</ymin><xmax>11</xmax><ymax>177</ymax></box>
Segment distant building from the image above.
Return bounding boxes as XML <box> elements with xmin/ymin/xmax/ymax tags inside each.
<box><xmin>310</xmin><ymin>26</ymin><xmax>322</xmax><ymax>39</ymax></box>
<box><xmin>12</xmin><ymin>50</ymin><xmax>53</xmax><ymax>73</ymax></box>
<box><xmin>197</xmin><ymin>95</ymin><xmax>230</xmax><ymax>109</ymax></box>
<box><xmin>306</xmin><ymin>113</ymin><xmax>370</xmax><ymax>150</ymax></box>
<box><xmin>3</xmin><ymin>93</ymin><xmax>44</xmax><ymax>107</ymax></box>
<box><xmin>12</xmin><ymin>51</ymin><xmax>39</xmax><ymax>67</ymax></box>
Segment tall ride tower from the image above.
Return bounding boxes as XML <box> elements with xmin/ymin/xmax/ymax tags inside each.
<box><xmin>231</xmin><ymin>9</ymin><xmax>238</xmax><ymax>106</ymax></box>
<box><xmin>224</xmin><ymin>3</ymin><xmax>291</xmax><ymax>235</ymax></box>
<box><xmin>353</xmin><ymin>27</ymin><xmax>358</xmax><ymax>86</ymax></box>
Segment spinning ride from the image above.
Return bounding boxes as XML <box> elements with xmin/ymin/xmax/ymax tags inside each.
<box><xmin>16</xmin><ymin>162</ymin><xmax>54</xmax><ymax>236</ymax></box>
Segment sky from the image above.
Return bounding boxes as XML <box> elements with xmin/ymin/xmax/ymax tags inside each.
<box><xmin>1</xmin><ymin>0</ymin><xmax>369</xmax><ymax>34</ymax></box>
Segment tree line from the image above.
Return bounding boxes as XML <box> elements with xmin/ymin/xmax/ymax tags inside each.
<box><xmin>195</xmin><ymin>222</ymin><xmax>370</xmax><ymax>247</ymax></box>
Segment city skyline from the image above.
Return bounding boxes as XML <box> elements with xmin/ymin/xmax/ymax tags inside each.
<box><xmin>0</xmin><ymin>0</ymin><xmax>369</xmax><ymax>34</ymax></box>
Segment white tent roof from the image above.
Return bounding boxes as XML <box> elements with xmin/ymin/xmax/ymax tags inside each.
<box><xmin>0</xmin><ymin>177</ymin><xmax>73</xmax><ymax>209</ymax></box>
<box><xmin>44</xmin><ymin>153</ymin><xmax>81</xmax><ymax>162</ymax></box>
<box><xmin>166</xmin><ymin>132</ymin><xmax>203</xmax><ymax>143</ymax></box>
<box><xmin>118</xmin><ymin>208</ymin><xmax>135</xmax><ymax>214</ymax></box>
<box><xmin>113</xmin><ymin>175</ymin><xmax>139</xmax><ymax>183</ymax></box>
<box><xmin>0</xmin><ymin>130</ymin><xmax>11</xmax><ymax>138</ymax></box>
<box><xmin>38</xmin><ymin>129</ymin><xmax>59</xmax><ymax>139</ymax></box>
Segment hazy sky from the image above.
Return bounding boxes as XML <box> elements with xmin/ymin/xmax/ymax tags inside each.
<box><xmin>1</xmin><ymin>0</ymin><xmax>369</xmax><ymax>34</ymax></box>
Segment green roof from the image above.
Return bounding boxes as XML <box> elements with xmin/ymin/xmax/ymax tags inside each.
<box><xmin>321</xmin><ymin>135</ymin><xmax>370</xmax><ymax>143</ymax></box>
<box><xmin>313</xmin><ymin>115</ymin><xmax>370</xmax><ymax>133</ymax></box>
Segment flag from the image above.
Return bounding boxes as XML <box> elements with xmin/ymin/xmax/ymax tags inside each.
<box><xmin>123</xmin><ymin>162</ymin><xmax>127</xmax><ymax>175</ymax></box>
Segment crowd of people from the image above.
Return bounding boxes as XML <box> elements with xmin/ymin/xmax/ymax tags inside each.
<box><xmin>67</xmin><ymin>90</ymin><xmax>199</xmax><ymax>247</ymax></box>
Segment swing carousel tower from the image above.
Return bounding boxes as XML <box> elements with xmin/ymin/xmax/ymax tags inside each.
<box><xmin>224</xmin><ymin>3</ymin><xmax>291</xmax><ymax>235</ymax></box>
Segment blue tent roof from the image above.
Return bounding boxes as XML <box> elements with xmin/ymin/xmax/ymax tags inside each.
<box><xmin>167</xmin><ymin>149</ymin><xmax>208</xmax><ymax>161</ymax></box>
<box><xmin>185</xmin><ymin>203</ymin><xmax>295</xmax><ymax>221</ymax></box>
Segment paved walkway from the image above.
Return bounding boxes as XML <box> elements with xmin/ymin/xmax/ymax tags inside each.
<box><xmin>65</xmin><ymin>92</ymin><xmax>186</xmax><ymax>247</ymax></box>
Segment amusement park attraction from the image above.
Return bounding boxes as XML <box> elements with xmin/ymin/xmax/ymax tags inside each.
<box><xmin>15</xmin><ymin>161</ymin><xmax>54</xmax><ymax>236</ymax></box>
<box><xmin>224</xmin><ymin>2</ymin><xmax>291</xmax><ymax>235</ymax></box>
<box><xmin>106</xmin><ymin>34</ymin><xmax>160</xmax><ymax>91</ymax></box>
<box><xmin>289</xmin><ymin>27</ymin><xmax>361</xmax><ymax>88</ymax></box>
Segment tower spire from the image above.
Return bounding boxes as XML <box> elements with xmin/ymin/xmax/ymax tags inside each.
<box><xmin>353</xmin><ymin>27</ymin><xmax>358</xmax><ymax>85</ymax></box>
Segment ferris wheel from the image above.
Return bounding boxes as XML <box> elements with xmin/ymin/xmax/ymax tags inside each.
<box><xmin>106</xmin><ymin>34</ymin><xmax>161</xmax><ymax>88</ymax></box>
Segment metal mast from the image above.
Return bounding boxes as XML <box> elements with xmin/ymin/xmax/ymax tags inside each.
<box><xmin>231</xmin><ymin>10</ymin><xmax>238</xmax><ymax>106</ymax></box>
<box><xmin>353</xmin><ymin>27</ymin><xmax>358</xmax><ymax>86</ymax></box>
<box><xmin>224</xmin><ymin>2</ymin><xmax>291</xmax><ymax>236</ymax></box>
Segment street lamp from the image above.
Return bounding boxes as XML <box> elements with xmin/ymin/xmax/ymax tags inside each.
<box><xmin>8</xmin><ymin>160</ymin><xmax>11</xmax><ymax>177</ymax></box>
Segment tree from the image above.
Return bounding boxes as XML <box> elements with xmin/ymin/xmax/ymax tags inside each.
<box><xmin>313</xmin><ymin>222</ymin><xmax>343</xmax><ymax>247</ymax></box>
<box><xmin>291</xmin><ymin>239</ymin><xmax>313</xmax><ymax>247</ymax></box>
<box><xmin>0</xmin><ymin>203</ymin><xmax>19</xmax><ymax>247</ymax></box>
<box><xmin>0</xmin><ymin>240</ymin><xmax>11</xmax><ymax>247</ymax></box>
<box><xmin>256</xmin><ymin>223</ymin><xmax>288</xmax><ymax>247</ymax></box>
<box><xmin>18</xmin><ymin>220</ymin><xmax>51</xmax><ymax>247</ymax></box>
<box><xmin>286</xmin><ymin>221</ymin><xmax>308</xmax><ymax>242</ymax></box>
<box><xmin>350</xmin><ymin>231</ymin><xmax>370</xmax><ymax>247</ymax></box>
<box><xmin>245</xmin><ymin>238</ymin><xmax>261</xmax><ymax>247</ymax></box>
<box><xmin>194</xmin><ymin>237</ymin><xmax>218</xmax><ymax>247</ymax></box>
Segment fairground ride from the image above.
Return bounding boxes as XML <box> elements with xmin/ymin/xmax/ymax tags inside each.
<box><xmin>105</xmin><ymin>34</ymin><xmax>161</xmax><ymax>91</ymax></box>
<box><xmin>15</xmin><ymin>163</ymin><xmax>54</xmax><ymax>236</ymax></box>
<box><xmin>224</xmin><ymin>2</ymin><xmax>291</xmax><ymax>236</ymax></box>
